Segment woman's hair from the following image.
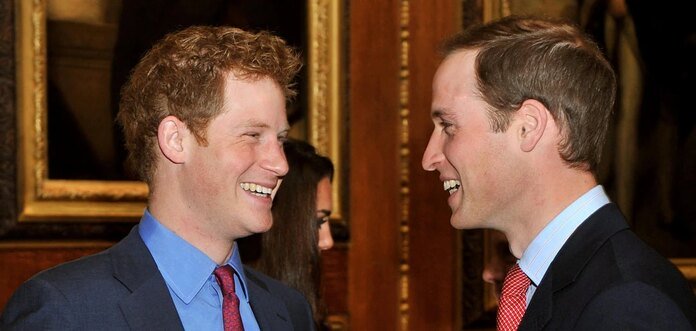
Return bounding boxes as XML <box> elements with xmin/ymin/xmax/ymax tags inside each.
<box><xmin>256</xmin><ymin>139</ymin><xmax>334</xmax><ymax>325</ymax></box>
<box><xmin>117</xmin><ymin>26</ymin><xmax>302</xmax><ymax>185</ymax></box>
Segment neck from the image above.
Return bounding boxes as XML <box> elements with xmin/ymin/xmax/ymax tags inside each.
<box><xmin>148</xmin><ymin>181</ymin><xmax>235</xmax><ymax>265</ymax></box>
<box><xmin>502</xmin><ymin>168</ymin><xmax>597</xmax><ymax>259</ymax></box>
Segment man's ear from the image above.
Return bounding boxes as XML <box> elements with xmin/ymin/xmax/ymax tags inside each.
<box><xmin>517</xmin><ymin>99</ymin><xmax>548</xmax><ymax>152</ymax></box>
<box><xmin>157</xmin><ymin>115</ymin><xmax>187</xmax><ymax>164</ymax></box>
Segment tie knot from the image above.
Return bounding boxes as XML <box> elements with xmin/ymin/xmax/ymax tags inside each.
<box><xmin>502</xmin><ymin>263</ymin><xmax>530</xmax><ymax>295</ymax></box>
<box><xmin>214</xmin><ymin>265</ymin><xmax>236</xmax><ymax>296</ymax></box>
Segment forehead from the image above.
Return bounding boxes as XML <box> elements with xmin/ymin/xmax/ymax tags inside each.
<box><xmin>431</xmin><ymin>50</ymin><xmax>480</xmax><ymax>117</ymax></box>
<box><xmin>433</xmin><ymin>50</ymin><xmax>478</xmax><ymax>92</ymax></box>
<box><xmin>219</xmin><ymin>73</ymin><xmax>288</xmax><ymax>127</ymax></box>
<box><xmin>316</xmin><ymin>177</ymin><xmax>332</xmax><ymax>208</ymax></box>
<box><xmin>222</xmin><ymin>72</ymin><xmax>285</xmax><ymax>100</ymax></box>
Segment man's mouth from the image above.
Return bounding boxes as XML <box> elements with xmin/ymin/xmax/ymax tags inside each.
<box><xmin>443</xmin><ymin>179</ymin><xmax>461</xmax><ymax>195</ymax></box>
<box><xmin>240</xmin><ymin>182</ymin><xmax>274</xmax><ymax>197</ymax></box>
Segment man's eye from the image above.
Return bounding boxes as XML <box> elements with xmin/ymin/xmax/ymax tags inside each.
<box><xmin>244</xmin><ymin>132</ymin><xmax>260</xmax><ymax>138</ymax></box>
<box><xmin>440</xmin><ymin>122</ymin><xmax>454</xmax><ymax>134</ymax></box>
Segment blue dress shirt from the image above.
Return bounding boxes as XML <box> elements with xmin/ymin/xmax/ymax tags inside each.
<box><xmin>518</xmin><ymin>185</ymin><xmax>611</xmax><ymax>305</ymax></box>
<box><xmin>139</xmin><ymin>210</ymin><xmax>260</xmax><ymax>331</ymax></box>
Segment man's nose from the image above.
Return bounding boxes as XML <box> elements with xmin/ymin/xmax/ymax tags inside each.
<box><xmin>262</xmin><ymin>141</ymin><xmax>289</xmax><ymax>176</ymax></box>
<box><xmin>422</xmin><ymin>131</ymin><xmax>444</xmax><ymax>171</ymax></box>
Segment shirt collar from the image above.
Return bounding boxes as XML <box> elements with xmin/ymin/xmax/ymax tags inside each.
<box><xmin>138</xmin><ymin>209</ymin><xmax>250</xmax><ymax>303</ymax></box>
<box><xmin>227</xmin><ymin>240</ymin><xmax>250</xmax><ymax>302</ymax></box>
<box><xmin>519</xmin><ymin>185</ymin><xmax>610</xmax><ymax>286</ymax></box>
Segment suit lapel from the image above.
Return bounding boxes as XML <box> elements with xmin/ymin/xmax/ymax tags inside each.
<box><xmin>548</xmin><ymin>204</ymin><xmax>628</xmax><ymax>292</ymax></box>
<box><xmin>519</xmin><ymin>204</ymin><xmax>629</xmax><ymax>330</ymax></box>
<box><xmin>110</xmin><ymin>226</ymin><xmax>184</xmax><ymax>331</ymax></box>
<box><xmin>518</xmin><ymin>276</ymin><xmax>553</xmax><ymax>330</ymax></box>
<box><xmin>245</xmin><ymin>270</ymin><xmax>294</xmax><ymax>331</ymax></box>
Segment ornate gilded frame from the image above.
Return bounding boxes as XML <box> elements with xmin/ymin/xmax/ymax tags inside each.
<box><xmin>16</xmin><ymin>0</ymin><xmax>344</xmax><ymax>222</ymax></box>
<box><xmin>308</xmin><ymin>0</ymin><xmax>344</xmax><ymax>222</ymax></box>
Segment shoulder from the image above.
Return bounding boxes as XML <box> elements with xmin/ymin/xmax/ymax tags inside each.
<box><xmin>607</xmin><ymin>229</ymin><xmax>691</xmax><ymax>290</ymax></box>
<box><xmin>17</xmin><ymin>226</ymin><xmax>146</xmax><ymax>292</ymax></box>
<box><xmin>547</xmin><ymin>207</ymin><xmax>696</xmax><ymax>328</ymax></box>
<box><xmin>560</xmin><ymin>204</ymin><xmax>689</xmax><ymax>290</ymax></box>
<box><xmin>575</xmin><ymin>281</ymin><xmax>696</xmax><ymax>330</ymax></box>
<box><xmin>244</xmin><ymin>266</ymin><xmax>310</xmax><ymax>305</ymax></box>
<box><xmin>0</xmin><ymin>248</ymin><xmax>117</xmax><ymax>329</ymax></box>
<box><xmin>571</xmin><ymin>225</ymin><xmax>696</xmax><ymax>328</ymax></box>
<box><xmin>15</xmin><ymin>246</ymin><xmax>116</xmax><ymax>295</ymax></box>
<box><xmin>244</xmin><ymin>266</ymin><xmax>315</xmax><ymax>329</ymax></box>
<box><xmin>0</xmin><ymin>232</ymin><xmax>149</xmax><ymax>330</ymax></box>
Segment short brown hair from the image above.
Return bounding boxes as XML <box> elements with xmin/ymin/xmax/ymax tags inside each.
<box><xmin>442</xmin><ymin>16</ymin><xmax>616</xmax><ymax>171</ymax></box>
<box><xmin>117</xmin><ymin>26</ymin><xmax>302</xmax><ymax>185</ymax></box>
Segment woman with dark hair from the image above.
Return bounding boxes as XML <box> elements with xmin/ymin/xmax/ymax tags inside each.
<box><xmin>255</xmin><ymin>138</ymin><xmax>335</xmax><ymax>328</ymax></box>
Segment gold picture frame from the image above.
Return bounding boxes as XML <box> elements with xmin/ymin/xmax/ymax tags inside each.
<box><xmin>16</xmin><ymin>0</ymin><xmax>344</xmax><ymax>222</ymax></box>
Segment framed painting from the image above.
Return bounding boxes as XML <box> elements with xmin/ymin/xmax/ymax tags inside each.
<box><xmin>15</xmin><ymin>0</ymin><xmax>346</xmax><ymax>223</ymax></box>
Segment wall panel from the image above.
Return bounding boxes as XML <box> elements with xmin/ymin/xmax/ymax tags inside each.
<box><xmin>407</xmin><ymin>1</ymin><xmax>461</xmax><ymax>330</ymax></box>
<box><xmin>348</xmin><ymin>0</ymin><xmax>402</xmax><ymax>329</ymax></box>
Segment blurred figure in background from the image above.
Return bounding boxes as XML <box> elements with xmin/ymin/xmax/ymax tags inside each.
<box><xmin>483</xmin><ymin>230</ymin><xmax>517</xmax><ymax>299</ymax></box>
<box><xmin>244</xmin><ymin>139</ymin><xmax>335</xmax><ymax>329</ymax></box>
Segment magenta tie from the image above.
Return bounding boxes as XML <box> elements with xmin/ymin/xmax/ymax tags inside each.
<box><xmin>496</xmin><ymin>263</ymin><xmax>530</xmax><ymax>331</ymax></box>
<box><xmin>214</xmin><ymin>265</ymin><xmax>244</xmax><ymax>331</ymax></box>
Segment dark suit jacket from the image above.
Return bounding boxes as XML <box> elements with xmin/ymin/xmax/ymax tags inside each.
<box><xmin>0</xmin><ymin>226</ymin><xmax>314</xmax><ymax>330</ymax></box>
<box><xmin>519</xmin><ymin>204</ymin><xmax>696</xmax><ymax>330</ymax></box>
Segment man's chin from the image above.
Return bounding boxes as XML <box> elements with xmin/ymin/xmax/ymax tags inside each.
<box><xmin>449</xmin><ymin>211</ymin><xmax>478</xmax><ymax>230</ymax></box>
<box><xmin>234</xmin><ymin>218</ymin><xmax>273</xmax><ymax>238</ymax></box>
<box><xmin>450</xmin><ymin>215</ymin><xmax>468</xmax><ymax>229</ymax></box>
<box><xmin>251</xmin><ymin>219</ymin><xmax>274</xmax><ymax>234</ymax></box>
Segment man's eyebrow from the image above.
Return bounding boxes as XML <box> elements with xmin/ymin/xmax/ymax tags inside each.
<box><xmin>240</xmin><ymin>119</ymin><xmax>270</xmax><ymax>128</ymax></box>
<box><xmin>238</xmin><ymin>120</ymin><xmax>290</xmax><ymax>134</ymax></box>
<box><xmin>431</xmin><ymin>108</ymin><xmax>446</xmax><ymax>119</ymax></box>
<box><xmin>316</xmin><ymin>209</ymin><xmax>332</xmax><ymax>216</ymax></box>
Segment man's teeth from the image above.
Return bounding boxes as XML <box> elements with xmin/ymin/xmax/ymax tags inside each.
<box><xmin>240</xmin><ymin>183</ymin><xmax>273</xmax><ymax>196</ymax></box>
<box><xmin>443</xmin><ymin>179</ymin><xmax>461</xmax><ymax>194</ymax></box>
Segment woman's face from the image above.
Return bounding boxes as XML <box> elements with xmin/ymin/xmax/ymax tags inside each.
<box><xmin>316</xmin><ymin>176</ymin><xmax>334</xmax><ymax>251</ymax></box>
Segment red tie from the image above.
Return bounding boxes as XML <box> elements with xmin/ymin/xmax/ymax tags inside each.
<box><xmin>497</xmin><ymin>263</ymin><xmax>530</xmax><ymax>331</ymax></box>
<box><xmin>214</xmin><ymin>265</ymin><xmax>244</xmax><ymax>331</ymax></box>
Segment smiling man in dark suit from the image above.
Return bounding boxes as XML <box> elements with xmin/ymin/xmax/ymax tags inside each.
<box><xmin>1</xmin><ymin>26</ymin><xmax>313</xmax><ymax>330</ymax></box>
<box><xmin>422</xmin><ymin>16</ymin><xmax>696</xmax><ymax>330</ymax></box>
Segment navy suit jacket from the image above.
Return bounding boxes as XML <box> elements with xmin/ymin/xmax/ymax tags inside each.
<box><xmin>519</xmin><ymin>204</ymin><xmax>696</xmax><ymax>330</ymax></box>
<box><xmin>0</xmin><ymin>226</ymin><xmax>314</xmax><ymax>330</ymax></box>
